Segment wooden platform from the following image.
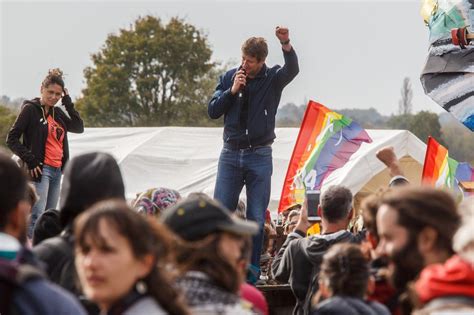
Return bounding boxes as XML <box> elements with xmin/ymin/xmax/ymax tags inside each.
<box><xmin>257</xmin><ymin>284</ymin><xmax>296</xmax><ymax>315</ymax></box>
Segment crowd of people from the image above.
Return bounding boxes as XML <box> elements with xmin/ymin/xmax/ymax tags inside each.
<box><xmin>1</xmin><ymin>27</ymin><xmax>474</xmax><ymax>315</ymax></box>
<box><xmin>2</xmin><ymin>142</ymin><xmax>474</xmax><ymax>315</ymax></box>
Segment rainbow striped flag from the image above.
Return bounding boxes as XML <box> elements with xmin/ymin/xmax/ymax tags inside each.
<box><xmin>422</xmin><ymin>137</ymin><xmax>474</xmax><ymax>192</ymax></box>
<box><xmin>278</xmin><ymin>101</ymin><xmax>372</xmax><ymax>213</ymax></box>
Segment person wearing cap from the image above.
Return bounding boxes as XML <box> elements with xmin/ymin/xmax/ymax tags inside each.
<box><xmin>161</xmin><ymin>194</ymin><xmax>259</xmax><ymax>314</ymax></box>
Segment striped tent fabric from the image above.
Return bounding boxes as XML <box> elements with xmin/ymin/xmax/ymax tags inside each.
<box><xmin>420</xmin><ymin>0</ymin><xmax>474</xmax><ymax>131</ymax></box>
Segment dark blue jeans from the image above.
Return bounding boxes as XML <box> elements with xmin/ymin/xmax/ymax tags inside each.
<box><xmin>30</xmin><ymin>165</ymin><xmax>62</xmax><ymax>238</ymax></box>
<box><xmin>214</xmin><ymin>145</ymin><xmax>272</xmax><ymax>272</ymax></box>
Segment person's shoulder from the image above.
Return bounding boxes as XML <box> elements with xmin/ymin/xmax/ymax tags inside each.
<box><xmin>286</xmin><ymin>233</ymin><xmax>307</xmax><ymax>250</ymax></box>
<box><xmin>20</xmin><ymin>99</ymin><xmax>41</xmax><ymax>111</ymax></box>
<box><xmin>313</xmin><ymin>296</ymin><xmax>354</xmax><ymax>314</ymax></box>
<box><xmin>33</xmin><ymin>234</ymin><xmax>72</xmax><ymax>261</ymax></box>
<box><xmin>18</xmin><ymin>277</ymin><xmax>86</xmax><ymax>314</ymax></box>
<box><xmin>222</xmin><ymin>67</ymin><xmax>238</xmax><ymax>79</ymax></box>
<box><xmin>316</xmin><ymin>296</ymin><xmax>389</xmax><ymax>315</ymax></box>
<box><xmin>367</xmin><ymin>300</ymin><xmax>391</xmax><ymax>315</ymax></box>
<box><xmin>124</xmin><ymin>296</ymin><xmax>167</xmax><ymax>315</ymax></box>
<box><xmin>240</xmin><ymin>283</ymin><xmax>268</xmax><ymax>314</ymax></box>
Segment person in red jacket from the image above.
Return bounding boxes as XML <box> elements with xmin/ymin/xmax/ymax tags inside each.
<box><xmin>412</xmin><ymin>197</ymin><xmax>474</xmax><ymax>315</ymax></box>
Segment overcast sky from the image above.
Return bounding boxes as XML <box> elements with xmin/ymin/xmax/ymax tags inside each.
<box><xmin>1</xmin><ymin>0</ymin><xmax>440</xmax><ymax>115</ymax></box>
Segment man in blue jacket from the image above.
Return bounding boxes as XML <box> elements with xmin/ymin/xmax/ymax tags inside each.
<box><xmin>208</xmin><ymin>26</ymin><xmax>299</xmax><ymax>276</ymax></box>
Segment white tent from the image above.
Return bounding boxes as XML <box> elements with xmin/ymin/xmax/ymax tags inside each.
<box><xmin>68</xmin><ymin>128</ymin><xmax>427</xmax><ymax>212</ymax></box>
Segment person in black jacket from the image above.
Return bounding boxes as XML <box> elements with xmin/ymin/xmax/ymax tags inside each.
<box><xmin>208</xmin><ymin>26</ymin><xmax>299</xmax><ymax>277</ymax></box>
<box><xmin>6</xmin><ymin>68</ymin><xmax>84</xmax><ymax>238</ymax></box>
<box><xmin>311</xmin><ymin>243</ymin><xmax>390</xmax><ymax>315</ymax></box>
<box><xmin>33</xmin><ymin>152</ymin><xmax>125</xmax><ymax>315</ymax></box>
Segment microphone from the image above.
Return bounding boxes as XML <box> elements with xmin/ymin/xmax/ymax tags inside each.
<box><xmin>238</xmin><ymin>69</ymin><xmax>247</xmax><ymax>98</ymax></box>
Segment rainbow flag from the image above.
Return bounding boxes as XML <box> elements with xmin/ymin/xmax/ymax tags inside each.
<box><xmin>278</xmin><ymin>101</ymin><xmax>372</xmax><ymax>213</ymax></box>
<box><xmin>422</xmin><ymin>137</ymin><xmax>474</xmax><ymax>193</ymax></box>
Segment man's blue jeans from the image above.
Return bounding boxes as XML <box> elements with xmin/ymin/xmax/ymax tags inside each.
<box><xmin>214</xmin><ymin>145</ymin><xmax>272</xmax><ymax>272</ymax></box>
<box><xmin>29</xmin><ymin>165</ymin><xmax>62</xmax><ymax>238</ymax></box>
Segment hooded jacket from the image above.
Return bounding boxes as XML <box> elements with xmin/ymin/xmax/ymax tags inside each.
<box><xmin>272</xmin><ymin>230</ymin><xmax>363</xmax><ymax>315</ymax></box>
<box><xmin>33</xmin><ymin>152</ymin><xmax>125</xmax><ymax>296</ymax></box>
<box><xmin>413</xmin><ymin>255</ymin><xmax>474</xmax><ymax>315</ymax></box>
<box><xmin>6</xmin><ymin>97</ymin><xmax>84</xmax><ymax>181</ymax></box>
<box><xmin>311</xmin><ymin>296</ymin><xmax>390</xmax><ymax>315</ymax></box>
<box><xmin>208</xmin><ymin>48</ymin><xmax>299</xmax><ymax>148</ymax></box>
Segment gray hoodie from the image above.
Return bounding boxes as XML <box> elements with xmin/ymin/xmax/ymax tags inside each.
<box><xmin>311</xmin><ymin>296</ymin><xmax>390</xmax><ymax>315</ymax></box>
<box><xmin>272</xmin><ymin>230</ymin><xmax>363</xmax><ymax>315</ymax></box>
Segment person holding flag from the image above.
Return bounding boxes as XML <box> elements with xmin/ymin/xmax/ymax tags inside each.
<box><xmin>208</xmin><ymin>26</ymin><xmax>299</xmax><ymax>278</ymax></box>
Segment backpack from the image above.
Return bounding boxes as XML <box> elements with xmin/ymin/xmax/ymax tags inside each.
<box><xmin>0</xmin><ymin>257</ymin><xmax>48</xmax><ymax>315</ymax></box>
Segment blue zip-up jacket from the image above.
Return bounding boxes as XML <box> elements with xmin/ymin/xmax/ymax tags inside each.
<box><xmin>208</xmin><ymin>48</ymin><xmax>299</xmax><ymax>147</ymax></box>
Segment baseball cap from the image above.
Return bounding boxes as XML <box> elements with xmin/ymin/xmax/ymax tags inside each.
<box><xmin>161</xmin><ymin>194</ymin><xmax>258</xmax><ymax>241</ymax></box>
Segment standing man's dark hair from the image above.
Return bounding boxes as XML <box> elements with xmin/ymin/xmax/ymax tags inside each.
<box><xmin>241</xmin><ymin>37</ymin><xmax>268</xmax><ymax>62</ymax></box>
<box><xmin>208</xmin><ymin>26</ymin><xmax>299</xmax><ymax>278</ymax></box>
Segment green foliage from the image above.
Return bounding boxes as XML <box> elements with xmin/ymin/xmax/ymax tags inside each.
<box><xmin>0</xmin><ymin>105</ymin><xmax>17</xmax><ymax>150</ymax></box>
<box><xmin>0</xmin><ymin>95</ymin><xmax>24</xmax><ymax>110</ymax></box>
<box><xmin>409</xmin><ymin>111</ymin><xmax>442</xmax><ymax>142</ymax></box>
<box><xmin>339</xmin><ymin>108</ymin><xmax>388</xmax><ymax>129</ymax></box>
<box><xmin>387</xmin><ymin>111</ymin><xmax>441</xmax><ymax>143</ymax></box>
<box><xmin>276</xmin><ymin>104</ymin><xmax>389</xmax><ymax>128</ymax></box>
<box><xmin>441</xmin><ymin>122</ymin><xmax>474</xmax><ymax>164</ymax></box>
<box><xmin>77</xmin><ymin>16</ymin><xmax>219</xmax><ymax>127</ymax></box>
<box><xmin>387</xmin><ymin>113</ymin><xmax>412</xmax><ymax>130</ymax></box>
<box><xmin>276</xmin><ymin>103</ymin><xmax>305</xmax><ymax>127</ymax></box>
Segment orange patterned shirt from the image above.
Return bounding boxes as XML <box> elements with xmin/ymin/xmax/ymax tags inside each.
<box><xmin>44</xmin><ymin>114</ymin><xmax>64</xmax><ymax>168</ymax></box>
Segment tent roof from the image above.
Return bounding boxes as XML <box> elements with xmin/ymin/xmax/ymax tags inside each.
<box><xmin>68</xmin><ymin>127</ymin><xmax>427</xmax><ymax>211</ymax></box>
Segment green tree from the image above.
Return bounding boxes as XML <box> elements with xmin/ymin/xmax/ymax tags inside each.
<box><xmin>386</xmin><ymin>111</ymin><xmax>441</xmax><ymax>143</ymax></box>
<box><xmin>409</xmin><ymin>111</ymin><xmax>442</xmax><ymax>143</ymax></box>
<box><xmin>441</xmin><ymin>123</ymin><xmax>474</xmax><ymax>164</ymax></box>
<box><xmin>387</xmin><ymin>113</ymin><xmax>413</xmax><ymax>130</ymax></box>
<box><xmin>0</xmin><ymin>105</ymin><xmax>17</xmax><ymax>150</ymax></box>
<box><xmin>77</xmin><ymin>16</ymin><xmax>218</xmax><ymax>127</ymax></box>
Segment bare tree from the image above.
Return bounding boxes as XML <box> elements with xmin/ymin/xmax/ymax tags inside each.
<box><xmin>398</xmin><ymin>77</ymin><xmax>413</xmax><ymax>115</ymax></box>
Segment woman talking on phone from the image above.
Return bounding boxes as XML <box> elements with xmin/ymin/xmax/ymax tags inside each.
<box><xmin>7</xmin><ymin>68</ymin><xmax>84</xmax><ymax>238</ymax></box>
